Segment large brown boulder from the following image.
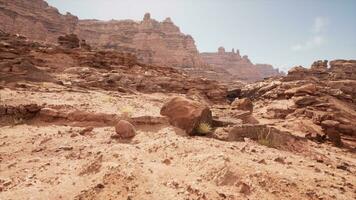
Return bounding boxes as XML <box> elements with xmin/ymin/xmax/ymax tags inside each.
<box><xmin>160</xmin><ymin>97</ymin><xmax>212</xmax><ymax>135</ymax></box>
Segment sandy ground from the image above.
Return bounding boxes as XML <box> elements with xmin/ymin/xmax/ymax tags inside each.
<box><xmin>0</xmin><ymin>86</ymin><xmax>355</xmax><ymax>200</ymax></box>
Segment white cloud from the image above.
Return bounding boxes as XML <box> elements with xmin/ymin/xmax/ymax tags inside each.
<box><xmin>291</xmin><ymin>17</ymin><xmax>328</xmax><ymax>51</ymax></box>
<box><xmin>313</xmin><ymin>17</ymin><xmax>328</xmax><ymax>33</ymax></box>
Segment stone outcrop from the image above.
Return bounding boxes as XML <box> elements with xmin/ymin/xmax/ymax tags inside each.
<box><xmin>285</xmin><ymin>60</ymin><xmax>356</xmax><ymax>82</ymax></box>
<box><xmin>0</xmin><ymin>0</ymin><xmax>78</xmax><ymax>43</ymax></box>
<box><xmin>75</xmin><ymin>14</ymin><xmax>204</xmax><ymax>68</ymax></box>
<box><xmin>200</xmin><ymin>47</ymin><xmax>283</xmax><ymax>82</ymax></box>
<box><xmin>0</xmin><ymin>31</ymin><xmax>227</xmax><ymax>103</ymax></box>
<box><xmin>0</xmin><ymin>0</ymin><xmax>203</xmax><ymax>68</ymax></box>
<box><xmin>234</xmin><ymin>59</ymin><xmax>356</xmax><ymax>146</ymax></box>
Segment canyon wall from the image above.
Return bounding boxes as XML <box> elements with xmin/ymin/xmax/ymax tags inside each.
<box><xmin>0</xmin><ymin>0</ymin><xmax>203</xmax><ymax>68</ymax></box>
<box><xmin>75</xmin><ymin>13</ymin><xmax>204</xmax><ymax>68</ymax></box>
<box><xmin>0</xmin><ymin>0</ymin><xmax>279</xmax><ymax>81</ymax></box>
<box><xmin>201</xmin><ymin>47</ymin><xmax>282</xmax><ymax>81</ymax></box>
<box><xmin>0</xmin><ymin>0</ymin><xmax>78</xmax><ymax>43</ymax></box>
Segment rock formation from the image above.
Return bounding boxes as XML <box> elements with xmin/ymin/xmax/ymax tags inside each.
<box><xmin>201</xmin><ymin>47</ymin><xmax>283</xmax><ymax>82</ymax></box>
<box><xmin>0</xmin><ymin>0</ymin><xmax>204</xmax><ymax>68</ymax></box>
<box><xmin>0</xmin><ymin>31</ymin><xmax>227</xmax><ymax>103</ymax></box>
<box><xmin>0</xmin><ymin>0</ymin><xmax>78</xmax><ymax>43</ymax></box>
<box><xmin>75</xmin><ymin>14</ymin><xmax>205</xmax><ymax>68</ymax></box>
<box><xmin>234</xmin><ymin>59</ymin><xmax>356</xmax><ymax>146</ymax></box>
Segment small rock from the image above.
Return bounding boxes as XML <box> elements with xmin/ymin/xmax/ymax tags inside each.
<box><xmin>239</xmin><ymin>182</ymin><xmax>251</xmax><ymax>195</ymax></box>
<box><xmin>58</xmin><ymin>146</ymin><xmax>73</xmax><ymax>151</ymax></box>
<box><xmin>79</xmin><ymin>127</ymin><xmax>94</xmax><ymax>135</ymax></box>
<box><xmin>274</xmin><ymin>157</ymin><xmax>285</xmax><ymax>164</ymax></box>
<box><xmin>231</xmin><ymin>98</ymin><xmax>253</xmax><ymax>112</ymax></box>
<box><xmin>114</xmin><ymin>120</ymin><xmax>136</xmax><ymax>139</ymax></box>
<box><xmin>258</xmin><ymin>159</ymin><xmax>267</xmax><ymax>164</ymax></box>
<box><xmin>162</xmin><ymin>158</ymin><xmax>171</xmax><ymax>165</ymax></box>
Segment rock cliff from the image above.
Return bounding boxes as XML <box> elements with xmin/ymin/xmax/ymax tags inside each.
<box><xmin>0</xmin><ymin>0</ymin><xmax>203</xmax><ymax>68</ymax></box>
<box><xmin>75</xmin><ymin>13</ymin><xmax>204</xmax><ymax>68</ymax></box>
<box><xmin>201</xmin><ymin>47</ymin><xmax>282</xmax><ymax>82</ymax></box>
<box><xmin>0</xmin><ymin>0</ymin><xmax>78</xmax><ymax>43</ymax></box>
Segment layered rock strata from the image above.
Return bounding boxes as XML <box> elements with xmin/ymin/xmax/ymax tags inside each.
<box><xmin>201</xmin><ymin>47</ymin><xmax>283</xmax><ymax>82</ymax></box>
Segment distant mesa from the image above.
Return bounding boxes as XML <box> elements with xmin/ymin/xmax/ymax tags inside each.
<box><xmin>201</xmin><ymin>47</ymin><xmax>283</xmax><ymax>81</ymax></box>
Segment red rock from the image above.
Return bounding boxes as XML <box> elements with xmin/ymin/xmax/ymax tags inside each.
<box><xmin>114</xmin><ymin>120</ymin><xmax>136</xmax><ymax>139</ymax></box>
<box><xmin>160</xmin><ymin>97</ymin><xmax>212</xmax><ymax>135</ymax></box>
<box><xmin>231</xmin><ymin>98</ymin><xmax>253</xmax><ymax>112</ymax></box>
<box><xmin>201</xmin><ymin>47</ymin><xmax>283</xmax><ymax>82</ymax></box>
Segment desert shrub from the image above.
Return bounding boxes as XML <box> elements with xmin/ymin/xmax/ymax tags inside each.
<box><xmin>196</xmin><ymin>122</ymin><xmax>212</xmax><ymax>135</ymax></box>
<box><xmin>120</xmin><ymin>105</ymin><xmax>134</xmax><ymax>119</ymax></box>
<box><xmin>257</xmin><ymin>128</ymin><xmax>276</xmax><ymax>148</ymax></box>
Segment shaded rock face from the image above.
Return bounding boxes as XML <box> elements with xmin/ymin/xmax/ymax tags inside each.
<box><xmin>200</xmin><ymin>47</ymin><xmax>283</xmax><ymax>82</ymax></box>
<box><xmin>0</xmin><ymin>0</ymin><xmax>203</xmax><ymax>68</ymax></box>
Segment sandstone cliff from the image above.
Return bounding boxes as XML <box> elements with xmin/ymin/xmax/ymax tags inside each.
<box><xmin>0</xmin><ymin>0</ymin><xmax>78</xmax><ymax>43</ymax></box>
<box><xmin>201</xmin><ymin>47</ymin><xmax>282</xmax><ymax>82</ymax></box>
<box><xmin>75</xmin><ymin>13</ymin><xmax>204</xmax><ymax>68</ymax></box>
<box><xmin>0</xmin><ymin>0</ymin><xmax>203</xmax><ymax>68</ymax></box>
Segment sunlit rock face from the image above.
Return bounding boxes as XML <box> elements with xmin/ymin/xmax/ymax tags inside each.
<box><xmin>74</xmin><ymin>13</ymin><xmax>204</xmax><ymax>68</ymax></box>
<box><xmin>200</xmin><ymin>47</ymin><xmax>282</xmax><ymax>82</ymax></box>
<box><xmin>0</xmin><ymin>0</ymin><xmax>203</xmax><ymax>68</ymax></box>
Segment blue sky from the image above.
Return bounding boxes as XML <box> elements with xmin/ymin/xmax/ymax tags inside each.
<box><xmin>46</xmin><ymin>0</ymin><xmax>356</xmax><ymax>71</ymax></box>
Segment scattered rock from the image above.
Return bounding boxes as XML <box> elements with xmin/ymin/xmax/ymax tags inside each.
<box><xmin>79</xmin><ymin>127</ymin><xmax>94</xmax><ymax>135</ymax></box>
<box><xmin>239</xmin><ymin>182</ymin><xmax>251</xmax><ymax>195</ymax></box>
<box><xmin>274</xmin><ymin>157</ymin><xmax>285</xmax><ymax>164</ymax></box>
<box><xmin>114</xmin><ymin>120</ymin><xmax>136</xmax><ymax>139</ymax></box>
<box><xmin>231</xmin><ymin>98</ymin><xmax>253</xmax><ymax>112</ymax></box>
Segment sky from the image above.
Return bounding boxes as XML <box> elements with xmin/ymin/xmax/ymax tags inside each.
<box><xmin>46</xmin><ymin>0</ymin><xmax>356</xmax><ymax>71</ymax></box>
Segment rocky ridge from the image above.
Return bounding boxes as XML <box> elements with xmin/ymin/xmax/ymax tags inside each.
<box><xmin>201</xmin><ymin>47</ymin><xmax>283</xmax><ymax>82</ymax></box>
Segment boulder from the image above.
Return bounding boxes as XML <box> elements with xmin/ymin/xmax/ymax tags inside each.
<box><xmin>231</xmin><ymin>98</ymin><xmax>253</xmax><ymax>112</ymax></box>
<box><xmin>160</xmin><ymin>96</ymin><xmax>212</xmax><ymax>135</ymax></box>
<box><xmin>114</xmin><ymin>120</ymin><xmax>136</xmax><ymax>139</ymax></box>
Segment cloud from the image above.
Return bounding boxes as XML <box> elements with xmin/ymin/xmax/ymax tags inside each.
<box><xmin>291</xmin><ymin>17</ymin><xmax>328</xmax><ymax>51</ymax></box>
<box><xmin>313</xmin><ymin>17</ymin><xmax>328</xmax><ymax>33</ymax></box>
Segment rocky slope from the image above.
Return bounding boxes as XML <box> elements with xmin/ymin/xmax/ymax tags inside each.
<box><xmin>201</xmin><ymin>47</ymin><xmax>283</xmax><ymax>82</ymax></box>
